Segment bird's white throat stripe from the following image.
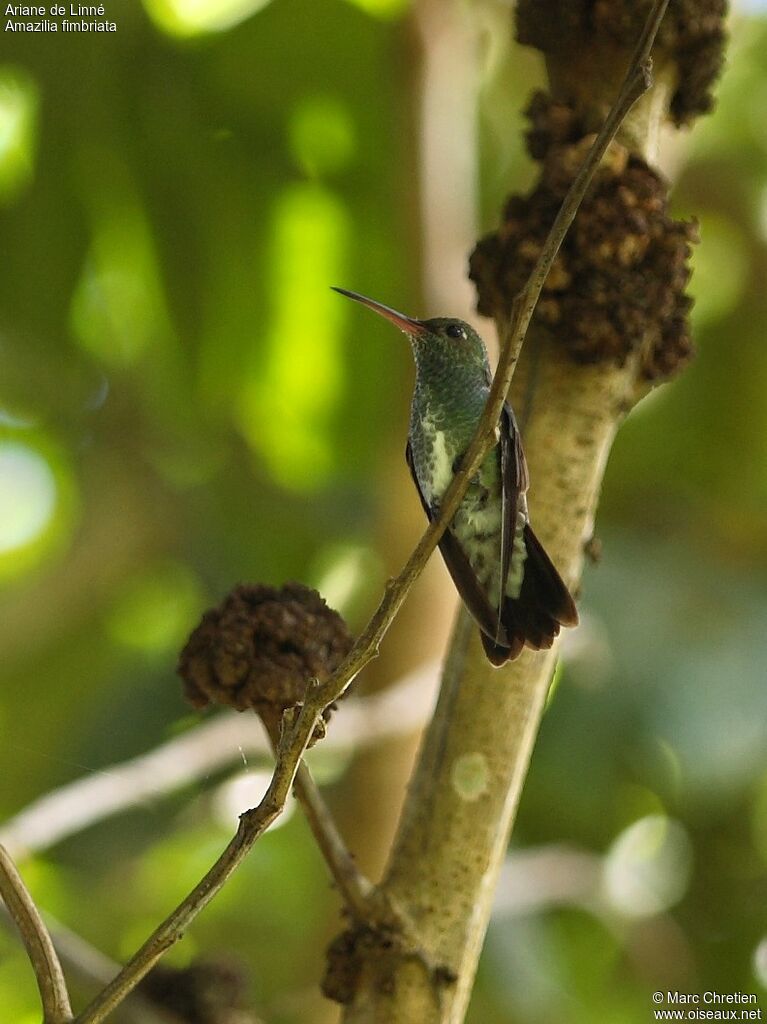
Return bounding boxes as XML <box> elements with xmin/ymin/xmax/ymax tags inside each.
<box><xmin>422</xmin><ymin>416</ymin><xmax>454</xmax><ymax>499</ymax></box>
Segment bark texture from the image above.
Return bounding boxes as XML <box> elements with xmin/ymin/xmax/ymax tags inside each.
<box><xmin>331</xmin><ymin>2</ymin><xmax>726</xmax><ymax>1020</ymax></box>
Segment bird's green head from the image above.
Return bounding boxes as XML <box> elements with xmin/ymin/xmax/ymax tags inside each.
<box><xmin>332</xmin><ymin>288</ymin><xmax>490</xmax><ymax>380</ymax></box>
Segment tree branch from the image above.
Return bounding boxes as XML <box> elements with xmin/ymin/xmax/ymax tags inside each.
<box><xmin>293</xmin><ymin>762</ymin><xmax>376</xmax><ymax>920</ymax></box>
<box><xmin>0</xmin><ymin>844</ymin><xmax>73</xmax><ymax>1024</ymax></box>
<box><xmin>261</xmin><ymin>715</ymin><xmax>378</xmax><ymax>921</ymax></box>
<box><xmin>0</xmin><ymin>900</ymin><xmax>182</xmax><ymax>1024</ymax></box>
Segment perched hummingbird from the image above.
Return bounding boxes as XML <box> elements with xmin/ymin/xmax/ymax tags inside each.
<box><xmin>333</xmin><ymin>287</ymin><xmax>578</xmax><ymax>665</ymax></box>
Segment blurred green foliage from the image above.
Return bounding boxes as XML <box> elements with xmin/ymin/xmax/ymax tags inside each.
<box><xmin>1</xmin><ymin>3</ymin><xmax>766</xmax><ymax>1022</ymax></box>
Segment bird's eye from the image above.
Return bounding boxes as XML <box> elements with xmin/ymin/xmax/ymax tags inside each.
<box><xmin>445</xmin><ymin>323</ymin><xmax>466</xmax><ymax>340</ymax></box>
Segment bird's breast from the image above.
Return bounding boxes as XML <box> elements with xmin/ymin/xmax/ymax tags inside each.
<box><xmin>457</xmin><ymin>491</ymin><xmax>502</xmax><ymax>536</ymax></box>
<box><xmin>414</xmin><ymin>413</ymin><xmax>459</xmax><ymax>505</ymax></box>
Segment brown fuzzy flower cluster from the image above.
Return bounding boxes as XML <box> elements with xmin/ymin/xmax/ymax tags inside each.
<box><xmin>469</xmin><ymin>116</ymin><xmax>698</xmax><ymax>381</ymax></box>
<box><xmin>516</xmin><ymin>0</ymin><xmax>727</xmax><ymax>125</ymax></box>
<box><xmin>178</xmin><ymin>582</ymin><xmax>353</xmax><ymax>737</ymax></box>
<box><xmin>524</xmin><ymin>90</ymin><xmax>587</xmax><ymax>163</ymax></box>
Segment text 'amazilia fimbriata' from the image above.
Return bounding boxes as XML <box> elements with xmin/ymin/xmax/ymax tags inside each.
<box><xmin>333</xmin><ymin>287</ymin><xmax>578</xmax><ymax>665</ymax></box>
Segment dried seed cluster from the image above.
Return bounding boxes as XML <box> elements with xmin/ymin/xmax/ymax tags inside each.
<box><xmin>323</xmin><ymin>925</ymin><xmax>456</xmax><ymax>1006</ymax></box>
<box><xmin>178</xmin><ymin>582</ymin><xmax>353</xmax><ymax>735</ymax></box>
<box><xmin>516</xmin><ymin>0</ymin><xmax>727</xmax><ymax>125</ymax></box>
<box><xmin>470</xmin><ymin>96</ymin><xmax>698</xmax><ymax>380</ymax></box>
<box><xmin>525</xmin><ymin>89</ymin><xmax>586</xmax><ymax>162</ymax></box>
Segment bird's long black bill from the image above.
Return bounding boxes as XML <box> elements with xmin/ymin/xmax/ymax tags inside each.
<box><xmin>332</xmin><ymin>287</ymin><xmax>428</xmax><ymax>337</ymax></box>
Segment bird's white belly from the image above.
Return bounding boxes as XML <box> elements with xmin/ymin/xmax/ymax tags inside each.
<box><xmin>461</xmin><ymin>502</ymin><xmax>502</xmax><ymax>534</ymax></box>
<box><xmin>455</xmin><ymin>503</ymin><xmax>527</xmax><ymax>604</ymax></box>
<box><xmin>454</xmin><ymin>495</ymin><xmax>502</xmax><ymax>602</ymax></box>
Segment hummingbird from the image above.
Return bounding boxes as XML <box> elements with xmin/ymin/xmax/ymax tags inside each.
<box><xmin>333</xmin><ymin>287</ymin><xmax>578</xmax><ymax>665</ymax></box>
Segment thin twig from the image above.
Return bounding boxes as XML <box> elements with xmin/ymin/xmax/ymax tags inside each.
<box><xmin>0</xmin><ymin>845</ymin><xmax>73</xmax><ymax>1024</ymax></box>
<box><xmin>293</xmin><ymin>762</ymin><xmax>376</xmax><ymax>920</ymax></box>
<box><xmin>73</xmin><ymin>5</ymin><xmax>669</xmax><ymax>1020</ymax></box>
<box><xmin>0</xmin><ymin>900</ymin><xmax>180</xmax><ymax>1024</ymax></box>
<box><xmin>260</xmin><ymin>714</ymin><xmax>376</xmax><ymax>920</ymax></box>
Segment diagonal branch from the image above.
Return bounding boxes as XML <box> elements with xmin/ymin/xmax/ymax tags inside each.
<box><xmin>0</xmin><ymin>844</ymin><xmax>73</xmax><ymax>1024</ymax></box>
<box><xmin>72</xmin><ymin>4</ymin><xmax>669</xmax><ymax>1020</ymax></box>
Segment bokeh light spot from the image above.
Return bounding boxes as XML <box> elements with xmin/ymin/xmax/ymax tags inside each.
<box><xmin>603</xmin><ymin>815</ymin><xmax>692</xmax><ymax>918</ymax></box>
<box><xmin>0</xmin><ymin>405</ymin><xmax>37</xmax><ymax>429</ymax></box>
<box><xmin>753</xmin><ymin>936</ymin><xmax>767</xmax><ymax>988</ymax></box>
<box><xmin>310</xmin><ymin>542</ymin><xmax>383</xmax><ymax>616</ymax></box>
<box><xmin>0</xmin><ymin>442</ymin><xmax>56</xmax><ymax>555</ymax></box>
<box><xmin>343</xmin><ymin>0</ymin><xmax>410</xmax><ymax>19</ymax></box>
<box><xmin>238</xmin><ymin>183</ymin><xmax>349</xmax><ymax>491</ymax></box>
<box><xmin>214</xmin><ymin>770</ymin><xmax>295</xmax><ymax>831</ymax></box>
<box><xmin>143</xmin><ymin>0</ymin><xmax>273</xmax><ymax>36</ymax></box>
<box><xmin>0</xmin><ymin>66</ymin><xmax>38</xmax><ymax>204</ymax></box>
<box><xmin>289</xmin><ymin>96</ymin><xmax>356</xmax><ymax>178</ymax></box>
<box><xmin>106</xmin><ymin>562</ymin><xmax>205</xmax><ymax>655</ymax></box>
<box><xmin>0</xmin><ymin>435</ymin><xmax>76</xmax><ymax>582</ymax></box>
<box><xmin>70</xmin><ymin>204</ymin><xmax>173</xmax><ymax>368</ymax></box>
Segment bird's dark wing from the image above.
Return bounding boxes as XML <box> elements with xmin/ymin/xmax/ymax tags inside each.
<box><xmin>520</xmin><ymin>523</ymin><xmax>580</xmax><ymax>628</ymax></box>
<box><xmin>498</xmin><ymin>402</ymin><xmax>529</xmax><ymax>604</ymax></box>
<box><xmin>501</xmin><ymin>402</ymin><xmax>529</xmax><ymax>492</ymax></box>
<box><xmin>405</xmin><ymin>440</ymin><xmax>506</xmax><ymax>646</ymax></box>
<box><xmin>496</xmin><ymin>404</ymin><xmax>578</xmax><ymax>653</ymax></box>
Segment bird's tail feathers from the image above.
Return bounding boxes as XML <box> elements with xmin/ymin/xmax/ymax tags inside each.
<box><xmin>520</xmin><ymin>523</ymin><xmax>579</xmax><ymax>628</ymax></box>
<box><xmin>480</xmin><ymin>524</ymin><xmax>578</xmax><ymax>665</ymax></box>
